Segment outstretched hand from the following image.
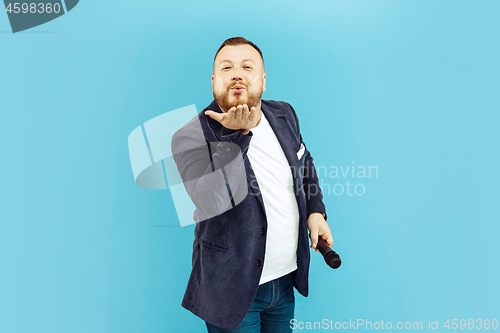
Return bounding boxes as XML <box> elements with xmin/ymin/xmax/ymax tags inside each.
<box><xmin>205</xmin><ymin>104</ymin><xmax>260</xmax><ymax>135</ymax></box>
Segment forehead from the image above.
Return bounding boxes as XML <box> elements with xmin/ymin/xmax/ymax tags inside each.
<box><xmin>215</xmin><ymin>44</ymin><xmax>263</xmax><ymax>67</ymax></box>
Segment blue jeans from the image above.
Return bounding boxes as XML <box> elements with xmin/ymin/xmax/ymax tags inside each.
<box><xmin>206</xmin><ymin>271</ymin><xmax>295</xmax><ymax>333</ymax></box>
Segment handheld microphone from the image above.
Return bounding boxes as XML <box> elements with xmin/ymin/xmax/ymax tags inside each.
<box><xmin>316</xmin><ymin>237</ymin><xmax>341</xmax><ymax>269</ymax></box>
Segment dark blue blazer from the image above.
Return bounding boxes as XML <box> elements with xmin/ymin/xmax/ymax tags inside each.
<box><xmin>172</xmin><ymin>99</ymin><xmax>326</xmax><ymax>329</ymax></box>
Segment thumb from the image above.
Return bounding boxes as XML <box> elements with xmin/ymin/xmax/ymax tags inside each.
<box><xmin>321</xmin><ymin>232</ymin><xmax>334</xmax><ymax>248</ymax></box>
<box><xmin>205</xmin><ymin>110</ymin><xmax>224</xmax><ymax>123</ymax></box>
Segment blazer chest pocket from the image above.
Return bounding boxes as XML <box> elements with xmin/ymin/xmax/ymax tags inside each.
<box><xmin>296</xmin><ymin>143</ymin><xmax>305</xmax><ymax>160</ymax></box>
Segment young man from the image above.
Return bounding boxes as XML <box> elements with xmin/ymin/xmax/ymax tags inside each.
<box><xmin>172</xmin><ymin>37</ymin><xmax>332</xmax><ymax>332</ymax></box>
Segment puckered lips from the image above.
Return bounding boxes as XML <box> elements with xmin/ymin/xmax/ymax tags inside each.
<box><xmin>230</xmin><ymin>84</ymin><xmax>245</xmax><ymax>95</ymax></box>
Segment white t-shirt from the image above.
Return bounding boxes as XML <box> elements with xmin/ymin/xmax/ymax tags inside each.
<box><xmin>247</xmin><ymin>112</ymin><xmax>300</xmax><ymax>285</ymax></box>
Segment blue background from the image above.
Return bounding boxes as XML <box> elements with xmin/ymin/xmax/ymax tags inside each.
<box><xmin>1</xmin><ymin>0</ymin><xmax>499</xmax><ymax>332</ymax></box>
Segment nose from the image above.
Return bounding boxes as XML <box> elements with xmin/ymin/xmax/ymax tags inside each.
<box><xmin>231</xmin><ymin>74</ymin><xmax>242</xmax><ymax>81</ymax></box>
<box><xmin>231</xmin><ymin>69</ymin><xmax>243</xmax><ymax>81</ymax></box>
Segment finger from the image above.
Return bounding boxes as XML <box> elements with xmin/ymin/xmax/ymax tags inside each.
<box><xmin>248</xmin><ymin>107</ymin><xmax>256</xmax><ymax>120</ymax></box>
<box><xmin>309</xmin><ymin>230</ymin><xmax>319</xmax><ymax>250</ymax></box>
<box><xmin>235</xmin><ymin>105</ymin><xmax>243</xmax><ymax>118</ymax></box>
<box><xmin>227</xmin><ymin>107</ymin><xmax>236</xmax><ymax>120</ymax></box>
<box><xmin>242</xmin><ymin>104</ymin><xmax>249</xmax><ymax>118</ymax></box>
<box><xmin>205</xmin><ymin>110</ymin><xmax>224</xmax><ymax>123</ymax></box>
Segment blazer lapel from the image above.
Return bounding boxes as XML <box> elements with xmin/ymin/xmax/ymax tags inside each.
<box><xmin>246</xmin><ymin>102</ymin><xmax>295</xmax><ymax>215</ymax></box>
<box><xmin>260</xmin><ymin>102</ymin><xmax>306</xmax><ymax>226</ymax></box>
<box><xmin>261</xmin><ymin>102</ymin><xmax>301</xmax><ymax>193</ymax></box>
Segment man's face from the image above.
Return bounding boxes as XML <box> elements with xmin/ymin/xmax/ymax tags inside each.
<box><xmin>212</xmin><ymin>44</ymin><xmax>266</xmax><ymax>113</ymax></box>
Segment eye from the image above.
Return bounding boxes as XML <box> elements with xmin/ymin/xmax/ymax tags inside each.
<box><xmin>244</xmin><ymin>65</ymin><xmax>252</xmax><ymax>69</ymax></box>
<box><xmin>222</xmin><ymin>66</ymin><xmax>231</xmax><ymax>70</ymax></box>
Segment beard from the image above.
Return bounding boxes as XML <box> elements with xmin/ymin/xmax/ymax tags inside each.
<box><xmin>213</xmin><ymin>83</ymin><xmax>263</xmax><ymax>113</ymax></box>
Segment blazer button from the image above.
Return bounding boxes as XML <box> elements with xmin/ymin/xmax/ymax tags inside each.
<box><xmin>260</xmin><ymin>228</ymin><xmax>266</xmax><ymax>235</ymax></box>
<box><xmin>256</xmin><ymin>260</ymin><xmax>262</xmax><ymax>267</ymax></box>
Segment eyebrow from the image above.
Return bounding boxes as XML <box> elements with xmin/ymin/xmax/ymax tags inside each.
<box><xmin>218</xmin><ymin>59</ymin><xmax>257</xmax><ymax>65</ymax></box>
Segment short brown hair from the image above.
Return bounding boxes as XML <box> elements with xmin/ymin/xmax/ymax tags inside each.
<box><xmin>214</xmin><ymin>37</ymin><xmax>264</xmax><ymax>67</ymax></box>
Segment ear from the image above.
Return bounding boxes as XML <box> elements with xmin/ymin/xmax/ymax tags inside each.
<box><xmin>211</xmin><ymin>74</ymin><xmax>214</xmax><ymax>92</ymax></box>
<box><xmin>262</xmin><ymin>73</ymin><xmax>267</xmax><ymax>92</ymax></box>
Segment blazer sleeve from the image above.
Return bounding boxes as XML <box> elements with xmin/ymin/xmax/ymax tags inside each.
<box><xmin>171</xmin><ymin>113</ymin><xmax>252</xmax><ymax>222</ymax></box>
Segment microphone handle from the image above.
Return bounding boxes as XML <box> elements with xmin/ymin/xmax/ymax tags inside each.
<box><xmin>316</xmin><ymin>236</ymin><xmax>342</xmax><ymax>269</ymax></box>
<box><xmin>316</xmin><ymin>236</ymin><xmax>331</xmax><ymax>256</ymax></box>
